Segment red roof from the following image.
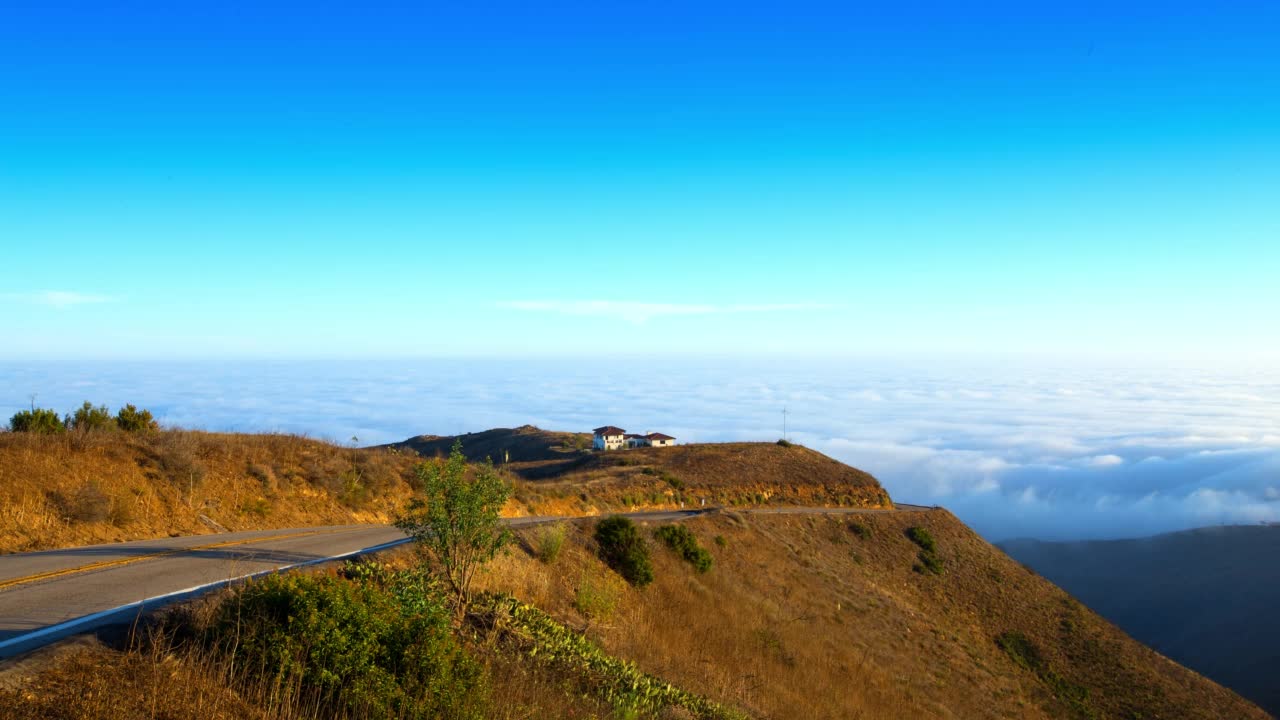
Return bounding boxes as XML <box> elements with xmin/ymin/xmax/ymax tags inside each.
<box><xmin>593</xmin><ymin>426</ymin><xmax>626</xmax><ymax>435</ymax></box>
<box><xmin>645</xmin><ymin>433</ymin><xmax>675</xmax><ymax>440</ymax></box>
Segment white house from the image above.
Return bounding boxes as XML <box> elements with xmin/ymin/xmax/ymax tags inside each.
<box><xmin>593</xmin><ymin>426</ymin><xmax>627</xmax><ymax>451</ymax></box>
<box><xmin>593</xmin><ymin>425</ymin><xmax>677</xmax><ymax>450</ymax></box>
<box><xmin>645</xmin><ymin>432</ymin><xmax>676</xmax><ymax>447</ymax></box>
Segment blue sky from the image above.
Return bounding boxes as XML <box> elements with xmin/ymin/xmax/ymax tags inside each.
<box><xmin>2</xmin><ymin>1</ymin><xmax>1278</xmax><ymax>358</ymax></box>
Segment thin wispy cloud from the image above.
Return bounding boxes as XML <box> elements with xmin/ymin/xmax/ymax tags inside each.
<box><xmin>498</xmin><ymin>300</ymin><xmax>833</xmax><ymax>323</ymax></box>
<box><xmin>4</xmin><ymin>291</ymin><xmax>116</xmax><ymax>308</ymax></box>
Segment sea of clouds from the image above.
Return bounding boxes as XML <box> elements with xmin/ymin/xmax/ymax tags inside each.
<box><xmin>3</xmin><ymin>356</ymin><xmax>1277</xmax><ymax>542</ymax></box>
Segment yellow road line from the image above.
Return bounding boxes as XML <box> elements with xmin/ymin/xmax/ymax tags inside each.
<box><xmin>0</xmin><ymin>528</ymin><xmax>366</xmax><ymax>592</ymax></box>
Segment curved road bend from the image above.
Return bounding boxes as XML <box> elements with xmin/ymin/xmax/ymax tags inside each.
<box><xmin>0</xmin><ymin>504</ymin><xmax>930</xmax><ymax>659</ymax></box>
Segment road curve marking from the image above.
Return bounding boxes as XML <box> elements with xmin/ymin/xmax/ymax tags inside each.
<box><xmin>0</xmin><ymin>527</ymin><xmax>370</xmax><ymax>593</ymax></box>
<box><xmin>0</xmin><ymin>536</ymin><xmax>414</xmax><ymax>658</ymax></box>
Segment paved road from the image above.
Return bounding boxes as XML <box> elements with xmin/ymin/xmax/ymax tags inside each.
<box><xmin>0</xmin><ymin>504</ymin><xmax>930</xmax><ymax>659</ymax></box>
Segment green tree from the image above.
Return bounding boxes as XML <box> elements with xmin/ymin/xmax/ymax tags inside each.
<box><xmin>115</xmin><ymin>404</ymin><xmax>158</xmax><ymax>432</ymax></box>
<box><xmin>595</xmin><ymin>515</ymin><xmax>654</xmax><ymax>586</ymax></box>
<box><xmin>68</xmin><ymin>401</ymin><xmax>116</xmax><ymax>432</ymax></box>
<box><xmin>394</xmin><ymin>441</ymin><xmax>512</xmax><ymax>611</ymax></box>
<box><xmin>8</xmin><ymin>408</ymin><xmax>66</xmax><ymax>434</ymax></box>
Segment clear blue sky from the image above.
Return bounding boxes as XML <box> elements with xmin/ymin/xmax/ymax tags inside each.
<box><xmin>2</xmin><ymin>1</ymin><xmax>1277</xmax><ymax>359</ymax></box>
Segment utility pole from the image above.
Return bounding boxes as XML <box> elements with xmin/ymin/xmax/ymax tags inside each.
<box><xmin>29</xmin><ymin>393</ymin><xmax>36</xmax><ymax>412</ymax></box>
<box><xmin>782</xmin><ymin>406</ymin><xmax>788</xmax><ymax>441</ymax></box>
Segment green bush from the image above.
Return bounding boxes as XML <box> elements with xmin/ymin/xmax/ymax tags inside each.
<box><xmin>907</xmin><ymin>526</ymin><xmax>944</xmax><ymax>575</ymax></box>
<box><xmin>655</xmin><ymin>524</ymin><xmax>713</xmax><ymax>573</ymax></box>
<box><xmin>848</xmin><ymin>521</ymin><xmax>871</xmax><ymax>540</ymax></box>
<box><xmin>594</xmin><ymin>516</ymin><xmax>654</xmax><ymax>587</ymax></box>
<box><xmin>8</xmin><ymin>408</ymin><xmax>65</xmax><ymax>434</ymax></box>
<box><xmin>115</xmin><ymin>404</ymin><xmax>158</xmax><ymax>432</ymax></box>
<box><xmin>211</xmin><ymin>567</ymin><xmax>484</xmax><ymax>719</ymax></box>
<box><xmin>905</xmin><ymin>526</ymin><xmax>936</xmax><ymax>553</ymax></box>
<box><xmin>714</xmin><ymin>535</ymin><xmax>728</xmax><ymax>548</ymax></box>
<box><xmin>536</xmin><ymin>522</ymin><xmax>567</xmax><ymax>564</ymax></box>
<box><xmin>776</xmin><ymin>438</ymin><xmax>793</xmax><ymax>448</ymax></box>
<box><xmin>68</xmin><ymin>401</ymin><xmax>116</xmax><ymax>432</ymax></box>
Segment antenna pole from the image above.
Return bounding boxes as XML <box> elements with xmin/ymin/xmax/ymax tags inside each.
<box><xmin>782</xmin><ymin>406</ymin><xmax>788</xmax><ymax>441</ymax></box>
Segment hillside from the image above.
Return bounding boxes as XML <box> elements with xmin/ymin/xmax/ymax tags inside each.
<box><xmin>0</xmin><ymin>427</ymin><xmax>889</xmax><ymax>554</ymax></box>
<box><xmin>391</xmin><ymin>427</ymin><xmax>893</xmax><ymax>515</ymax></box>
<box><xmin>0</xmin><ymin>430</ymin><xmax>421</xmax><ymax>554</ymax></box>
<box><xmin>389</xmin><ymin>425</ymin><xmax>589</xmax><ymax>464</ymax></box>
<box><xmin>2</xmin><ymin>508</ymin><xmax>1266</xmax><ymax>719</ymax></box>
<box><xmin>1002</xmin><ymin>525</ymin><xmax>1280</xmax><ymax>716</ymax></box>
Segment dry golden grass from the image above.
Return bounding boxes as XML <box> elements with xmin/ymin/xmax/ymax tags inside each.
<box><xmin>503</xmin><ymin>441</ymin><xmax>892</xmax><ymax>518</ymax></box>
<box><xmin>479</xmin><ymin>510</ymin><xmax>1270</xmax><ymax>720</ymax></box>
<box><xmin>0</xmin><ymin>430</ymin><xmax>421</xmax><ymax>553</ymax></box>
<box><xmin>0</xmin><ymin>430</ymin><xmax>892</xmax><ymax>553</ymax></box>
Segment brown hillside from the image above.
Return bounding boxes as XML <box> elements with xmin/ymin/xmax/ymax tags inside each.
<box><xmin>503</xmin><ymin>442</ymin><xmax>891</xmax><ymax>516</ymax></box>
<box><xmin>389</xmin><ymin>425</ymin><xmax>589</xmax><ymax>463</ymax></box>
<box><xmin>482</xmin><ymin>509</ymin><xmax>1269</xmax><ymax>720</ymax></box>
<box><xmin>0</xmin><ymin>428</ymin><xmax>889</xmax><ymax>553</ymax></box>
<box><xmin>393</xmin><ymin>427</ymin><xmax>892</xmax><ymax>516</ymax></box>
<box><xmin>0</xmin><ymin>431</ymin><xmax>421</xmax><ymax>554</ymax></box>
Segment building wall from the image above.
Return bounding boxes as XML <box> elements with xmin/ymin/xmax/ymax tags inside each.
<box><xmin>595</xmin><ymin>434</ymin><xmax>625</xmax><ymax>450</ymax></box>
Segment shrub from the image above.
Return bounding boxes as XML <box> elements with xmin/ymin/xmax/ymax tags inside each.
<box><xmin>536</xmin><ymin>522</ymin><xmax>567</xmax><ymax>564</ymax></box>
<box><xmin>66</xmin><ymin>481</ymin><xmax>112</xmax><ymax>522</ymax></box>
<box><xmin>573</xmin><ymin>572</ymin><xmax>622</xmax><ymax>622</ymax></box>
<box><xmin>714</xmin><ymin>535</ymin><xmax>728</xmax><ymax>548</ymax></box>
<box><xmin>68</xmin><ymin>401</ymin><xmax>117</xmax><ymax>432</ymax></box>
<box><xmin>157</xmin><ymin>434</ymin><xmax>207</xmax><ymax>501</ymax></box>
<box><xmin>848</xmin><ymin>521</ymin><xmax>871</xmax><ymax>540</ymax></box>
<box><xmin>115</xmin><ymin>404</ymin><xmax>158</xmax><ymax>432</ymax></box>
<box><xmin>906</xmin><ymin>527</ymin><xmax>936</xmax><ymax>553</ymax></box>
<box><xmin>8</xmin><ymin>408</ymin><xmax>65</xmax><ymax>434</ymax></box>
<box><xmin>655</xmin><ymin>524</ymin><xmax>713</xmax><ymax>573</ymax></box>
<box><xmin>478</xmin><ymin>594</ymin><xmax>745</xmax><ymax>720</ymax></box>
<box><xmin>210</xmin><ymin>568</ymin><xmax>485</xmax><ymax>719</ymax></box>
<box><xmin>907</xmin><ymin>526</ymin><xmax>944</xmax><ymax>575</ymax></box>
<box><xmin>395</xmin><ymin>441</ymin><xmax>512</xmax><ymax>610</ymax></box>
<box><xmin>594</xmin><ymin>516</ymin><xmax>654</xmax><ymax>587</ymax></box>
<box><xmin>241</xmin><ymin>498</ymin><xmax>272</xmax><ymax>518</ymax></box>
<box><xmin>776</xmin><ymin>438</ymin><xmax>793</xmax><ymax>448</ymax></box>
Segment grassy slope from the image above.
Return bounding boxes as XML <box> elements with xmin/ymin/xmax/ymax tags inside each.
<box><xmin>489</xmin><ymin>433</ymin><xmax>892</xmax><ymax>516</ymax></box>
<box><xmin>0</xmin><ymin>428</ymin><xmax>890</xmax><ymax>553</ymax></box>
<box><xmin>1002</xmin><ymin>526</ymin><xmax>1280</xmax><ymax>717</ymax></box>
<box><xmin>0</xmin><ymin>431</ymin><xmax>1267</xmax><ymax>719</ymax></box>
<box><xmin>482</xmin><ymin>510</ymin><xmax>1269</xmax><ymax>720</ymax></box>
<box><xmin>0</xmin><ymin>431</ymin><xmax>421</xmax><ymax>554</ymax></box>
<box><xmin>389</xmin><ymin>425</ymin><xmax>589</xmax><ymax>463</ymax></box>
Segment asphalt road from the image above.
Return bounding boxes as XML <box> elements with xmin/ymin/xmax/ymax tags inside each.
<box><xmin>0</xmin><ymin>504</ymin><xmax>929</xmax><ymax>658</ymax></box>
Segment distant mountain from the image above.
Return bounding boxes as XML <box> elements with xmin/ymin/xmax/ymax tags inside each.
<box><xmin>1001</xmin><ymin>525</ymin><xmax>1280</xmax><ymax>717</ymax></box>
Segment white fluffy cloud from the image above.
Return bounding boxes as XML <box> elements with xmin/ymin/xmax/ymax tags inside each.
<box><xmin>3</xmin><ymin>357</ymin><xmax>1277</xmax><ymax>541</ymax></box>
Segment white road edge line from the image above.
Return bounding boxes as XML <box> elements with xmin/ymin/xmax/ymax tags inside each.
<box><xmin>0</xmin><ymin>536</ymin><xmax>412</xmax><ymax>655</ymax></box>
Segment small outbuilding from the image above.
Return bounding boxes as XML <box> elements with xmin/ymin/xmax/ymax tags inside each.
<box><xmin>645</xmin><ymin>432</ymin><xmax>676</xmax><ymax>448</ymax></box>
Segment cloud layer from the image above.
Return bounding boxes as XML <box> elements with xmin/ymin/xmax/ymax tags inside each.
<box><xmin>3</xmin><ymin>357</ymin><xmax>1277</xmax><ymax>541</ymax></box>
